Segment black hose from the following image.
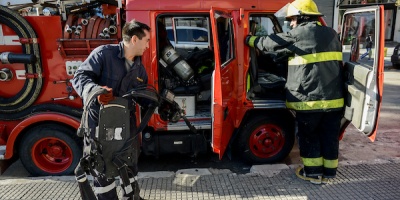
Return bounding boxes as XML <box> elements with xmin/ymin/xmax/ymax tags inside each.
<box><xmin>0</xmin><ymin>6</ymin><xmax>43</xmax><ymax>113</ymax></box>
<box><xmin>1</xmin><ymin>52</ymin><xmax>36</xmax><ymax>64</ymax></box>
<box><xmin>0</xmin><ymin>104</ymin><xmax>82</xmax><ymax>121</ymax></box>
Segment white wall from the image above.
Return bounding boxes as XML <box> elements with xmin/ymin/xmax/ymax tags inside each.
<box><xmin>394</xmin><ymin>7</ymin><xmax>400</xmax><ymax>43</ymax></box>
<box><xmin>315</xmin><ymin>0</ymin><xmax>335</xmax><ymax>28</ymax></box>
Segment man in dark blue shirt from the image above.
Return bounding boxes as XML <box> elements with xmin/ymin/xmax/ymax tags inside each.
<box><xmin>72</xmin><ymin>19</ymin><xmax>150</xmax><ymax>200</ymax></box>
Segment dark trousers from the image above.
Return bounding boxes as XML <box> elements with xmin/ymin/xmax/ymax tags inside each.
<box><xmin>296</xmin><ymin>110</ymin><xmax>342</xmax><ymax>177</ymax></box>
<box><xmin>360</xmin><ymin>47</ymin><xmax>371</xmax><ymax>59</ymax></box>
<box><xmin>93</xmin><ymin>165</ymin><xmax>141</xmax><ymax>200</ymax></box>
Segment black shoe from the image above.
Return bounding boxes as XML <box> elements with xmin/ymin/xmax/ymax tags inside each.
<box><xmin>295</xmin><ymin>167</ymin><xmax>322</xmax><ymax>184</ymax></box>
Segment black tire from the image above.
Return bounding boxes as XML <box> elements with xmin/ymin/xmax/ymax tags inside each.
<box><xmin>19</xmin><ymin>124</ymin><xmax>82</xmax><ymax>176</ymax></box>
<box><xmin>236</xmin><ymin>115</ymin><xmax>295</xmax><ymax>164</ymax></box>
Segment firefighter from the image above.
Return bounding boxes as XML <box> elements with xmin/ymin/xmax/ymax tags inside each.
<box><xmin>245</xmin><ymin>0</ymin><xmax>344</xmax><ymax>184</ymax></box>
<box><xmin>72</xmin><ymin>19</ymin><xmax>150</xmax><ymax>199</ymax></box>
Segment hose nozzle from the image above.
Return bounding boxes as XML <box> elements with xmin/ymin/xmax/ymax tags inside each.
<box><xmin>81</xmin><ymin>18</ymin><xmax>89</xmax><ymax>26</ymax></box>
<box><xmin>109</xmin><ymin>25</ymin><xmax>117</xmax><ymax>35</ymax></box>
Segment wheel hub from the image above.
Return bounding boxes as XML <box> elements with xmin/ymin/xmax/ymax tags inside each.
<box><xmin>249</xmin><ymin>124</ymin><xmax>285</xmax><ymax>158</ymax></box>
<box><xmin>263</xmin><ymin>138</ymin><xmax>272</xmax><ymax>146</ymax></box>
<box><xmin>32</xmin><ymin>137</ymin><xmax>73</xmax><ymax>173</ymax></box>
<box><xmin>48</xmin><ymin>144</ymin><xmax>63</xmax><ymax>157</ymax></box>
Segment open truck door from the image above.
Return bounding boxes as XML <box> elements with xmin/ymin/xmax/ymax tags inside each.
<box><xmin>210</xmin><ymin>8</ymin><xmax>238</xmax><ymax>159</ymax></box>
<box><xmin>340</xmin><ymin>6</ymin><xmax>384</xmax><ymax>141</ymax></box>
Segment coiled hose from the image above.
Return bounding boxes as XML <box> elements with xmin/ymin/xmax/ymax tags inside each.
<box><xmin>0</xmin><ymin>6</ymin><xmax>43</xmax><ymax>113</ymax></box>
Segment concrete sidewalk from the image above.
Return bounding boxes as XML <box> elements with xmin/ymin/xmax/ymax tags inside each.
<box><xmin>0</xmin><ymin>159</ymin><xmax>399</xmax><ymax>200</ymax></box>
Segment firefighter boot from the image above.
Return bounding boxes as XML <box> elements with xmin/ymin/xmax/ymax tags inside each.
<box><xmin>322</xmin><ymin>159</ymin><xmax>338</xmax><ymax>184</ymax></box>
<box><xmin>295</xmin><ymin>167</ymin><xmax>322</xmax><ymax>184</ymax></box>
<box><xmin>322</xmin><ymin>177</ymin><xmax>332</xmax><ymax>184</ymax></box>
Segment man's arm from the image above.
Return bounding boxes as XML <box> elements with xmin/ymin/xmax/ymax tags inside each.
<box><xmin>72</xmin><ymin>49</ymin><xmax>104</xmax><ymax>103</ymax></box>
<box><xmin>246</xmin><ymin>33</ymin><xmax>295</xmax><ymax>54</ymax></box>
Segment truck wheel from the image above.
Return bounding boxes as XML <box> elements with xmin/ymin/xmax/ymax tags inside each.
<box><xmin>236</xmin><ymin>115</ymin><xmax>294</xmax><ymax>164</ymax></box>
<box><xmin>19</xmin><ymin>125</ymin><xmax>82</xmax><ymax>176</ymax></box>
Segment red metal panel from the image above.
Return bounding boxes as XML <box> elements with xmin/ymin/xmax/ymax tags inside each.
<box><xmin>126</xmin><ymin>0</ymin><xmax>290</xmax><ymax>11</ymax></box>
<box><xmin>0</xmin><ymin>124</ymin><xmax>6</xmax><ymax>145</ymax></box>
<box><xmin>210</xmin><ymin>8</ymin><xmax>237</xmax><ymax>159</ymax></box>
<box><xmin>369</xmin><ymin>5</ymin><xmax>385</xmax><ymax>142</ymax></box>
<box><xmin>23</xmin><ymin>16</ymin><xmax>83</xmax><ymax>108</ymax></box>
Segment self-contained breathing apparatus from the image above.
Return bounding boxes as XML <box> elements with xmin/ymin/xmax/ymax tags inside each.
<box><xmin>75</xmin><ymin>86</ymin><xmax>195</xmax><ymax>199</ymax></box>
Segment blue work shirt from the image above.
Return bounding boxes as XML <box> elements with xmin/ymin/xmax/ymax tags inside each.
<box><xmin>72</xmin><ymin>42</ymin><xmax>148</xmax><ymax>103</ymax></box>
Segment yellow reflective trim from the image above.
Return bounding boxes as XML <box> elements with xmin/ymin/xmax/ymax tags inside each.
<box><xmin>301</xmin><ymin>157</ymin><xmax>323</xmax><ymax>167</ymax></box>
<box><xmin>248</xmin><ymin>36</ymin><xmax>257</xmax><ymax>47</ymax></box>
<box><xmin>317</xmin><ymin>21</ymin><xmax>322</xmax><ymax>26</ymax></box>
<box><xmin>324</xmin><ymin>159</ymin><xmax>338</xmax><ymax>169</ymax></box>
<box><xmin>286</xmin><ymin>98</ymin><xmax>344</xmax><ymax>111</ymax></box>
<box><xmin>288</xmin><ymin>52</ymin><xmax>342</xmax><ymax>65</ymax></box>
<box><xmin>247</xmin><ymin>73</ymin><xmax>250</xmax><ymax>92</ymax></box>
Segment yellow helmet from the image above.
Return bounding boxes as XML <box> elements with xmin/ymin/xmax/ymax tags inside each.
<box><xmin>286</xmin><ymin>0</ymin><xmax>322</xmax><ymax>19</ymax></box>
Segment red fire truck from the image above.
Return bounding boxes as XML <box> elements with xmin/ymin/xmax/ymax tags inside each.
<box><xmin>0</xmin><ymin>0</ymin><xmax>384</xmax><ymax>176</ymax></box>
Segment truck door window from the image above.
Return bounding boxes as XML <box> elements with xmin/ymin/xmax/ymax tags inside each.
<box><xmin>341</xmin><ymin>11</ymin><xmax>376</xmax><ymax>63</ymax></box>
<box><xmin>249</xmin><ymin>15</ymin><xmax>277</xmax><ymax>35</ymax></box>
<box><xmin>215</xmin><ymin>15</ymin><xmax>234</xmax><ymax>65</ymax></box>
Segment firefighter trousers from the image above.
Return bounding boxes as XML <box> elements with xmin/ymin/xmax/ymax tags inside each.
<box><xmin>295</xmin><ymin>110</ymin><xmax>343</xmax><ymax>178</ymax></box>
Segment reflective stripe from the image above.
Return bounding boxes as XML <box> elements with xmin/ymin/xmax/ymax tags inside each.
<box><xmin>124</xmin><ymin>185</ymin><xmax>133</xmax><ymax>194</ymax></box>
<box><xmin>302</xmin><ymin>157</ymin><xmax>323</xmax><ymax>167</ymax></box>
<box><xmin>119</xmin><ymin>176</ymin><xmax>138</xmax><ymax>185</ymax></box>
<box><xmin>75</xmin><ymin>174</ymin><xmax>87</xmax><ymax>183</ymax></box>
<box><xmin>288</xmin><ymin>52</ymin><xmax>342</xmax><ymax>65</ymax></box>
<box><xmin>118</xmin><ymin>176</ymin><xmax>138</xmax><ymax>194</ymax></box>
<box><xmin>286</xmin><ymin>98</ymin><xmax>344</xmax><ymax>111</ymax></box>
<box><xmin>247</xmin><ymin>73</ymin><xmax>250</xmax><ymax>92</ymax></box>
<box><xmin>94</xmin><ymin>182</ymin><xmax>116</xmax><ymax>194</ymax></box>
<box><xmin>248</xmin><ymin>36</ymin><xmax>257</xmax><ymax>47</ymax></box>
<box><xmin>324</xmin><ymin>159</ymin><xmax>338</xmax><ymax>169</ymax></box>
<box><xmin>129</xmin><ymin>177</ymin><xmax>137</xmax><ymax>183</ymax></box>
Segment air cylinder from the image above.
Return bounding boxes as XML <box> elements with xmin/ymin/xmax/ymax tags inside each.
<box><xmin>161</xmin><ymin>46</ymin><xmax>194</xmax><ymax>81</ymax></box>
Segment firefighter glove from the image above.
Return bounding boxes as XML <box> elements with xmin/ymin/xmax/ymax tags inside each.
<box><xmin>245</xmin><ymin>35</ymin><xmax>258</xmax><ymax>48</ymax></box>
<box><xmin>97</xmin><ymin>86</ymin><xmax>115</xmax><ymax>105</ymax></box>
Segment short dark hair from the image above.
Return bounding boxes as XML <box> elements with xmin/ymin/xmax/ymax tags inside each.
<box><xmin>122</xmin><ymin>19</ymin><xmax>151</xmax><ymax>42</ymax></box>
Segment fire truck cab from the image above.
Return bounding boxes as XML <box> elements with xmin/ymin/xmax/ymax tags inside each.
<box><xmin>0</xmin><ymin>0</ymin><xmax>384</xmax><ymax>176</ymax></box>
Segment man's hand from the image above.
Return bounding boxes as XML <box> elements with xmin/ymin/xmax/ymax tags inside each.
<box><xmin>97</xmin><ymin>86</ymin><xmax>114</xmax><ymax>105</ymax></box>
<box><xmin>245</xmin><ymin>35</ymin><xmax>258</xmax><ymax>48</ymax></box>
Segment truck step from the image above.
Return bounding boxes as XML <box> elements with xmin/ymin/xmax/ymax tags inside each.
<box><xmin>167</xmin><ymin>119</ymin><xmax>211</xmax><ymax>131</ymax></box>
